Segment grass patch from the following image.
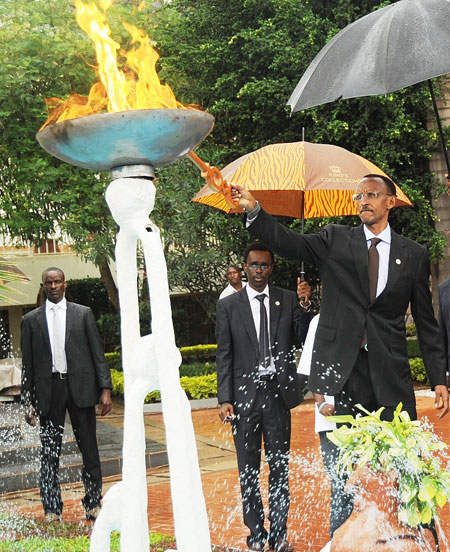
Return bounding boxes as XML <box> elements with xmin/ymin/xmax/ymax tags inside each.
<box><xmin>0</xmin><ymin>514</ymin><xmax>175</xmax><ymax>551</ymax></box>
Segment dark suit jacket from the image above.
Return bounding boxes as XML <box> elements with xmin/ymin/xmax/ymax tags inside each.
<box><xmin>248</xmin><ymin>209</ymin><xmax>446</xmax><ymax>408</ymax></box>
<box><xmin>438</xmin><ymin>278</ymin><xmax>450</xmax><ymax>374</ymax></box>
<box><xmin>21</xmin><ymin>301</ymin><xmax>112</xmax><ymax>416</ymax></box>
<box><xmin>216</xmin><ymin>285</ymin><xmax>311</xmax><ymax>415</ymax></box>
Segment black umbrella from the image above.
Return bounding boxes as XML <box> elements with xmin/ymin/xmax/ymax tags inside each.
<box><xmin>288</xmin><ymin>0</ymin><xmax>450</xmax><ymax>174</ymax></box>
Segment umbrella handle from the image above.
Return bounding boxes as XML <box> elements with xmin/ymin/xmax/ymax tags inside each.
<box><xmin>188</xmin><ymin>151</ymin><xmax>238</xmax><ymax>209</ymax></box>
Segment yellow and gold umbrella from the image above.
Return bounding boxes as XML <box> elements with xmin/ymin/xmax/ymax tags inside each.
<box><xmin>191</xmin><ymin>141</ymin><xmax>411</xmax><ymax>219</ymax></box>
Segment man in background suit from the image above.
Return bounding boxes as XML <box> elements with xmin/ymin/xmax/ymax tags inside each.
<box><xmin>232</xmin><ymin>175</ymin><xmax>448</xmax><ymax>536</ymax></box>
<box><xmin>438</xmin><ymin>277</ymin><xmax>450</xmax><ymax>388</ymax></box>
<box><xmin>21</xmin><ymin>267</ymin><xmax>112</xmax><ymax>522</ymax></box>
<box><xmin>219</xmin><ymin>264</ymin><xmax>246</xmax><ymax>299</ymax></box>
<box><xmin>216</xmin><ymin>242</ymin><xmax>312</xmax><ymax>552</ymax></box>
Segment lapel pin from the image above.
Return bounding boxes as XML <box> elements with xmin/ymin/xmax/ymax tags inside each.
<box><xmin>275</xmin><ymin>301</ymin><xmax>280</xmax><ymax>306</ymax></box>
<box><xmin>396</xmin><ymin>259</ymin><xmax>401</xmax><ymax>265</ymax></box>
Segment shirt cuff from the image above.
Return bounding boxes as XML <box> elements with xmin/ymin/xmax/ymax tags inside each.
<box><xmin>245</xmin><ymin>201</ymin><xmax>261</xmax><ymax>227</ymax></box>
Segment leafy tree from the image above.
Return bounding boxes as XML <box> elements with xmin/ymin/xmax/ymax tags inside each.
<box><xmin>0</xmin><ymin>0</ymin><xmax>447</xmax><ymax>329</ymax></box>
<box><xmin>0</xmin><ymin>0</ymin><xmax>162</xmax><ymax>311</ymax></box>
<box><xmin>146</xmin><ymin>0</ymin><xmax>446</xmax><ymax>300</ymax></box>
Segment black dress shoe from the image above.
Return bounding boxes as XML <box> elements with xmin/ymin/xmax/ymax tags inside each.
<box><xmin>270</xmin><ymin>539</ymin><xmax>294</xmax><ymax>552</ymax></box>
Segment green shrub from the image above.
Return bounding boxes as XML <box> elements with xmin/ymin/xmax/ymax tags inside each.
<box><xmin>110</xmin><ymin>369</ymin><xmax>217</xmax><ymax>402</ymax></box>
<box><xmin>180</xmin><ymin>374</ymin><xmax>217</xmax><ymax>400</ymax></box>
<box><xmin>66</xmin><ymin>277</ymin><xmax>112</xmax><ymax>319</ymax></box>
<box><xmin>406</xmin><ymin>324</ymin><xmax>417</xmax><ymax>337</ymax></box>
<box><xmin>409</xmin><ymin>357</ymin><xmax>427</xmax><ymax>383</ymax></box>
<box><xmin>104</xmin><ymin>344</ymin><xmax>217</xmax><ymax>371</ymax></box>
<box><xmin>179</xmin><ymin>362</ymin><xmax>216</xmax><ymax>377</ymax></box>
<box><xmin>406</xmin><ymin>338</ymin><xmax>421</xmax><ymax>358</ymax></box>
<box><xmin>97</xmin><ymin>313</ymin><xmax>121</xmax><ymax>352</ymax></box>
<box><xmin>180</xmin><ymin>344</ymin><xmax>217</xmax><ymax>363</ymax></box>
<box><xmin>111</xmin><ymin>369</ymin><xmax>125</xmax><ymax>396</ymax></box>
<box><xmin>105</xmin><ymin>351</ymin><xmax>122</xmax><ymax>372</ymax></box>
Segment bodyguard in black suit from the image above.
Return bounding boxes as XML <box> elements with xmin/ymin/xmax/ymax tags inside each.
<box><xmin>232</xmin><ymin>176</ymin><xmax>448</xmax><ymax>421</ymax></box>
<box><xmin>21</xmin><ymin>267</ymin><xmax>112</xmax><ymax>521</ymax></box>
<box><xmin>216</xmin><ymin>243</ymin><xmax>311</xmax><ymax>552</ymax></box>
<box><xmin>438</xmin><ymin>277</ymin><xmax>450</xmax><ymax>381</ymax></box>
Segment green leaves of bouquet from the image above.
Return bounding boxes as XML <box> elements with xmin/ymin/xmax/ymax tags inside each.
<box><xmin>326</xmin><ymin>403</ymin><xmax>450</xmax><ymax>527</ymax></box>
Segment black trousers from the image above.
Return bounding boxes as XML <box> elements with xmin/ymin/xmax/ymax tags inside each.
<box><xmin>319</xmin><ymin>431</ymin><xmax>353</xmax><ymax>538</ymax></box>
<box><xmin>232</xmin><ymin>379</ymin><xmax>291</xmax><ymax>548</ymax></box>
<box><xmin>38</xmin><ymin>376</ymin><xmax>102</xmax><ymax>515</ymax></box>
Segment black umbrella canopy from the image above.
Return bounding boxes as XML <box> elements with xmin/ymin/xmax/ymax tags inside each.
<box><xmin>288</xmin><ymin>0</ymin><xmax>450</xmax><ymax>111</ymax></box>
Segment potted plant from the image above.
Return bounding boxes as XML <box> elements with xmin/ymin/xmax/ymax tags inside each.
<box><xmin>326</xmin><ymin>403</ymin><xmax>450</xmax><ymax>551</ymax></box>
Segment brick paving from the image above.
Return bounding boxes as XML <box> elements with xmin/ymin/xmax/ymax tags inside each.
<box><xmin>2</xmin><ymin>393</ymin><xmax>450</xmax><ymax>551</ymax></box>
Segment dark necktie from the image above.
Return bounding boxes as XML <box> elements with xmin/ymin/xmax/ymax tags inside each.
<box><xmin>368</xmin><ymin>238</ymin><xmax>382</xmax><ymax>303</ymax></box>
<box><xmin>255</xmin><ymin>294</ymin><xmax>270</xmax><ymax>369</ymax></box>
<box><xmin>361</xmin><ymin>237</ymin><xmax>382</xmax><ymax>348</ymax></box>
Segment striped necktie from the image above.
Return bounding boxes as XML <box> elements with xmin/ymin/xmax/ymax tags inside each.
<box><xmin>52</xmin><ymin>304</ymin><xmax>66</xmax><ymax>373</ymax></box>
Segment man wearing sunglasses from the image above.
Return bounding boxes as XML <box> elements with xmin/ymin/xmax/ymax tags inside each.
<box><xmin>231</xmin><ymin>174</ymin><xmax>448</xmax><ymax>535</ymax></box>
<box><xmin>216</xmin><ymin>242</ymin><xmax>312</xmax><ymax>552</ymax></box>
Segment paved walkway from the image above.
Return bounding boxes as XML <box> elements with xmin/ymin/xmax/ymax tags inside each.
<box><xmin>2</xmin><ymin>392</ymin><xmax>450</xmax><ymax>551</ymax></box>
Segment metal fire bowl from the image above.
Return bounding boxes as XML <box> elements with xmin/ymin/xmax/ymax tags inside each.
<box><xmin>36</xmin><ymin>109</ymin><xmax>215</xmax><ymax>171</ymax></box>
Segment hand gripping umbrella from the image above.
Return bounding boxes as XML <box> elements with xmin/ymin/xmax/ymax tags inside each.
<box><xmin>287</xmin><ymin>0</ymin><xmax>450</xmax><ymax>175</ymax></box>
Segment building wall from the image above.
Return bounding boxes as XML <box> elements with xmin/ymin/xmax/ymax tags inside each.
<box><xmin>1</xmin><ymin>252</ymin><xmax>101</xmax><ymax>355</ymax></box>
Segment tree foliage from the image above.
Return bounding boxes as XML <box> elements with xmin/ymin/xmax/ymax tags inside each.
<box><xmin>0</xmin><ymin>0</ymin><xmax>447</xmax><ymax>326</ymax></box>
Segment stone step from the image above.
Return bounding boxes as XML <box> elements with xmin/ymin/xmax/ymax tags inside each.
<box><xmin>0</xmin><ymin>423</ymin><xmax>23</xmax><ymax>444</ymax></box>
<box><xmin>0</xmin><ymin>404</ymin><xmax>168</xmax><ymax>494</ymax></box>
<box><xmin>0</xmin><ymin>402</ymin><xmax>168</xmax><ymax>494</ymax></box>
<box><xmin>0</xmin><ymin>441</ymin><xmax>168</xmax><ymax>494</ymax></box>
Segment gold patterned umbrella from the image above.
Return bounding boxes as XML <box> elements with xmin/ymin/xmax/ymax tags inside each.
<box><xmin>191</xmin><ymin>141</ymin><xmax>411</xmax><ymax>218</ymax></box>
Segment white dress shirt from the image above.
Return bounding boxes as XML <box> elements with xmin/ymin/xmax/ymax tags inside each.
<box><xmin>219</xmin><ymin>282</ymin><xmax>246</xmax><ymax>300</ymax></box>
<box><xmin>46</xmin><ymin>297</ymin><xmax>67</xmax><ymax>373</ymax></box>
<box><xmin>246</xmin><ymin>284</ymin><xmax>275</xmax><ymax>374</ymax></box>
<box><xmin>363</xmin><ymin>224</ymin><xmax>391</xmax><ymax>298</ymax></box>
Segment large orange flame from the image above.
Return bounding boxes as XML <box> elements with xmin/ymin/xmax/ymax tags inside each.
<box><xmin>40</xmin><ymin>0</ymin><xmax>197</xmax><ymax>130</ymax></box>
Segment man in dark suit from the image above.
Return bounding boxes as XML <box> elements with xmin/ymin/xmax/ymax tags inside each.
<box><xmin>438</xmin><ymin>277</ymin><xmax>450</xmax><ymax>387</ymax></box>
<box><xmin>232</xmin><ymin>176</ymin><xmax>448</xmax><ymax>420</ymax></box>
<box><xmin>21</xmin><ymin>267</ymin><xmax>112</xmax><ymax>522</ymax></box>
<box><xmin>216</xmin><ymin>242</ymin><xmax>312</xmax><ymax>552</ymax></box>
<box><xmin>232</xmin><ymin>176</ymin><xmax>449</xmax><ymax>536</ymax></box>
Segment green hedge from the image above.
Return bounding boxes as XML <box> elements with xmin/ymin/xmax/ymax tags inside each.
<box><xmin>105</xmin><ymin>344</ymin><xmax>217</xmax><ymax>372</ymax></box>
<box><xmin>180</xmin><ymin>362</ymin><xmax>216</xmax><ymax>377</ymax></box>
<box><xmin>409</xmin><ymin>357</ymin><xmax>427</xmax><ymax>383</ymax></box>
<box><xmin>180</xmin><ymin>344</ymin><xmax>217</xmax><ymax>363</ymax></box>
<box><xmin>110</xmin><ymin>369</ymin><xmax>217</xmax><ymax>403</ymax></box>
<box><xmin>105</xmin><ymin>352</ymin><xmax>122</xmax><ymax>372</ymax></box>
<box><xmin>407</xmin><ymin>338</ymin><xmax>421</xmax><ymax>358</ymax></box>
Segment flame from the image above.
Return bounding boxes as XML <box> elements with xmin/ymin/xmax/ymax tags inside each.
<box><xmin>41</xmin><ymin>0</ymin><xmax>197</xmax><ymax>130</ymax></box>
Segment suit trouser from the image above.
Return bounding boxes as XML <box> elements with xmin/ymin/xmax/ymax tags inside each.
<box><xmin>39</xmin><ymin>376</ymin><xmax>102</xmax><ymax>514</ymax></box>
<box><xmin>329</xmin><ymin>348</ymin><xmax>417</xmax><ymax>535</ymax></box>
<box><xmin>319</xmin><ymin>431</ymin><xmax>353</xmax><ymax>538</ymax></box>
<box><xmin>232</xmin><ymin>379</ymin><xmax>291</xmax><ymax>548</ymax></box>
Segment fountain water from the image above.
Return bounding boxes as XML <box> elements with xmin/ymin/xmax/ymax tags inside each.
<box><xmin>37</xmin><ymin>108</ymin><xmax>214</xmax><ymax>552</ymax></box>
